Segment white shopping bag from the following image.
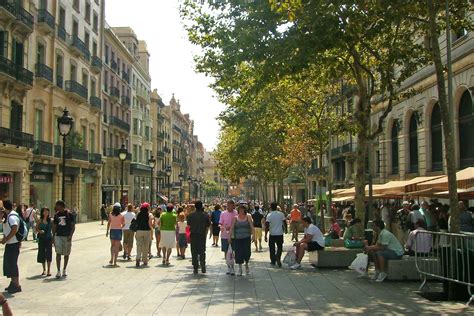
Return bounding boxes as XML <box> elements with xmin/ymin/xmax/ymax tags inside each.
<box><xmin>226</xmin><ymin>243</ymin><xmax>235</xmax><ymax>266</ymax></box>
<box><xmin>349</xmin><ymin>253</ymin><xmax>368</xmax><ymax>275</ymax></box>
<box><xmin>282</xmin><ymin>249</ymin><xmax>296</xmax><ymax>266</ymax></box>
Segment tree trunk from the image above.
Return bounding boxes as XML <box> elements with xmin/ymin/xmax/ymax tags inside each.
<box><xmin>278</xmin><ymin>177</ymin><xmax>285</xmax><ymax>206</ymax></box>
<box><xmin>318</xmin><ymin>152</ymin><xmax>325</xmax><ymax>232</ymax></box>
<box><xmin>427</xmin><ymin>0</ymin><xmax>459</xmax><ymax>233</ymax></box>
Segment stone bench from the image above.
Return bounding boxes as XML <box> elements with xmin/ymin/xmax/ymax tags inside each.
<box><xmin>387</xmin><ymin>256</ymin><xmax>440</xmax><ymax>281</ymax></box>
<box><xmin>309</xmin><ymin>247</ymin><xmax>363</xmax><ymax>268</ymax></box>
<box><xmin>326</xmin><ymin>238</ymin><xmax>344</xmax><ymax>247</ymax></box>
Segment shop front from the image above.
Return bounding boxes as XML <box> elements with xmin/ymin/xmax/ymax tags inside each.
<box><xmin>0</xmin><ymin>174</ymin><xmax>14</xmax><ymax>202</ymax></box>
<box><xmin>30</xmin><ymin>163</ymin><xmax>56</xmax><ymax>209</ymax></box>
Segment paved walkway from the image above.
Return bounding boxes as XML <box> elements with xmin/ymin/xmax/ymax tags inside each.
<box><xmin>2</xmin><ymin>222</ymin><xmax>471</xmax><ymax>315</ymax></box>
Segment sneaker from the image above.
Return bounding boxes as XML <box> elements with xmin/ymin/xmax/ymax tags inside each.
<box><xmin>55</xmin><ymin>271</ymin><xmax>61</xmax><ymax>279</ymax></box>
<box><xmin>62</xmin><ymin>270</ymin><xmax>68</xmax><ymax>278</ymax></box>
<box><xmin>376</xmin><ymin>272</ymin><xmax>387</xmax><ymax>282</ymax></box>
<box><xmin>7</xmin><ymin>285</ymin><xmax>21</xmax><ymax>294</ymax></box>
<box><xmin>371</xmin><ymin>271</ymin><xmax>380</xmax><ymax>281</ymax></box>
<box><xmin>290</xmin><ymin>263</ymin><xmax>302</xmax><ymax>270</ymax></box>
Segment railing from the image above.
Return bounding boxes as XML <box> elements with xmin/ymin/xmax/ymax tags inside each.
<box><xmin>342</xmin><ymin>143</ymin><xmax>353</xmax><ymax>153</ymax></box>
<box><xmin>0</xmin><ymin>56</ymin><xmax>33</xmax><ymax>86</ymax></box>
<box><xmin>0</xmin><ymin>0</ymin><xmax>15</xmax><ymax>16</ymax></box>
<box><xmin>111</xmin><ymin>86</ymin><xmax>120</xmax><ymax>99</ymax></box>
<box><xmin>111</xmin><ymin>60</ymin><xmax>117</xmax><ymax>72</ymax></box>
<box><xmin>121</xmin><ymin>95</ymin><xmax>130</xmax><ymax>106</ymax></box>
<box><xmin>308</xmin><ymin>167</ymin><xmax>328</xmax><ymax>176</ymax></box>
<box><xmin>16</xmin><ymin>65</ymin><xmax>33</xmax><ymax>86</ymax></box>
<box><xmin>16</xmin><ymin>5</ymin><xmax>34</xmax><ymax>30</ymax></box>
<box><xmin>0</xmin><ymin>55</ymin><xmax>17</xmax><ymax>78</ymax></box>
<box><xmin>65</xmin><ymin>80</ymin><xmax>88</xmax><ymax>100</ymax></box>
<box><xmin>173</xmin><ymin>157</ymin><xmax>181</xmax><ymax>164</ymax></box>
<box><xmin>157</xmin><ymin>151</ymin><xmax>165</xmax><ymax>158</ymax></box>
<box><xmin>0</xmin><ymin>127</ymin><xmax>34</xmax><ymax>148</ymax></box>
<box><xmin>89</xmin><ymin>153</ymin><xmax>102</xmax><ymax>164</ymax></box>
<box><xmin>65</xmin><ymin>147</ymin><xmax>89</xmax><ymax>161</ymax></box>
<box><xmin>33</xmin><ymin>140</ymin><xmax>53</xmax><ymax>156</ymax></box>
<box><xmin>109</xmin><ymin>116</ymin><xmax>130</xmax><ymax>132</ymax></box>
<box><xmin>54</xmin><ymin>144</ymin><xmax>62</xmax><ymax>158</ymax></box>
<box><xmin>37</xmin><ymin>9</ymin><xmax>54</xmax><ymax>30</ymax></box>
<box><xmin>35</xmin><ymin>63</ymin><xmax>53</xmax><ymax>83</ymax></box>
<box><xmin>91</xmin><ymin>56</ymin><xmax>102</xmax><ymax>70</ymax></box>
<box><xmin>56</xmin><ymin>75</ymin><xmax>63</xmax><ymax>89</ymax></box>
<box><xmin>122</xmin><ymin>70</ymin><xmax>129</xmax><ymax>82</ymax></box>
<box><xmin>57</xmin><ymin>25</ymin><xmax>66</xmax><ymax>41</ymax></box>
<box><xmin>136</xmin><ymin>87</ymin><xmax>149</xmax><ymax>103</ymax></box>
<box><xmin>103</xmin><ymin>148</ymin><xmax>131</xmax><ymax>160</ymax></box>
<box><xmin>163</xmin><ymin>146</ymin><xmax>170</xmax><ymax>153</ymax></box>
<box><xmin>89</xmin><ymin>96</ymin><xmax>101</xmax><ymax>110</ymax></box>
<box><xmin>415</xmin><ymin>231</ymin><xmax>474</xmax><ymax>306</ymax></box>
<box><xmin>71</xmin><ymin>35</ymin><xmax>90</xmax><ymax>60</ymax></box>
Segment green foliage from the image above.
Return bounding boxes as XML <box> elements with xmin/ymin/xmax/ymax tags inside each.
<box><xmin>202</xmin><ymin>180</ymin><xmax>222</xmax><ymax>198</ymax></box>
<box><xmin>66</xmin><ymin>131</ymin><xmax>83</xmax><ymax>149</ymax></box>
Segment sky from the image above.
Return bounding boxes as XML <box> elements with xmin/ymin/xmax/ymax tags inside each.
<box><xmin>105</xmin><ymin>0</ymin><xmax>224</xmax><ymax>151</ymax></box>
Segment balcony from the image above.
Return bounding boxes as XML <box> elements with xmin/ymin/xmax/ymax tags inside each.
<box><xmin>136</xmin><ymin>88</ymin><xmax>149</xmax><ymax>104</ymax></box>
<box><xmin>121</xmin><ymin>95</ymin><xmax>131</xmax><ymax>107</ymax></box>
<box><xmin>308</xmin><ymin>167</ymin><xmax>328</xmax><ymax>176</ymax></box>
<box><xmin>157</xmin><ymin>151</ymin><xmax>165</xmax><ymax>159</ymax></box>
<box><xmin>54</xmin><ymin>145</ymin><xmax>62</xmax><ymax>158</ymax></box>
<box><xmin>172</xmin><ymin>140</ymin><xmax>181</xmax><ymax>147</ymax></box>
<box><xmin>109</xmin><ymin>116</ymin><xmax>130</xmax><ymax>132</ymax></box>
<box><xmin>122</xmin><ymin>70</ymin><xmax>129</xmax><ymax>83</ymax></box>
<box><xmin>65</xmin><ymin>147</ymin><xmax>89</xmax><ymax>161</ymax></box>
<box><xmin>0</xmin><ymin>56</ymin><xmax>33</xmax><ymax>89</ymax></box>
<box><xmin>157</xmin><ymin>131</ymin><xmax>165</xmax><ymax>140</ymax></box>
<box><xmin>37</xmin><ymin>9</ymin><xmax>54</xmax><ymax>34</ymax></box>
<box><xmin>173</xmin><ymin>157</ymin><xmax>181</xmax><ymax>164</ymax></box>
<box><xmin>33</xmin><ymin>140</ymin><xmax>53</xmax><ymax>156</ymax></box>
<box><xmin>35</xmin><ymin>63</ymin><xmax>53</xmax><ymax>84</ymax></box>
<box><xmin>89</xmin><ymin>153</ymin><xmax>102</xmax><ymax>164</ymax></box>
<box><xmin>56</xmin><ymin>75</ymin><xmax>63</xmax><ymax>89</ymax></box>
<box><xmin>70</xmin><ymin>35</ymin><xmax>90</xmax><ymax>61</ymax></box>
<box><xmin>57</xmin><ymin>25</ymin><xmax>67</xmax><ymax>42</ymax></box>
<box><xmin>0</xmin><ymin>2</ymin><xmax>34</xmax><ymax>36</ymax></box>
<box><xmin>130</xmin><ymin>163</ymin><xmax>151</xmax><ymax>173</ymax></box>
<box><xmin>163</xmin><ymin>146</ymin><xmax>170</xmax><ymax>153</ymax></box>
<box><xmin>89</xmin><ymin>96</ymin><xmax>101</xmax><ymax>110</ymax></box>
<box><xmin>91</xmin><ymin>56</ymin><xmax>102</xmax><ymax>73</ymax></box>
<box><xmin>0</xmin><ymin>127</ymin><xmax>34</xmax><ymax>148</ymax></box>
<box><xmin>111</xmin><ymin>60</ymin><xmax>117</xmax><ymax>72</ymax></box>
<box><xmin>103</xmin><ymin>148</ymin><xmax>131</xmax><ymax>160</ymax></box>
<box><xmin>65</xmin><ymin>80</ymin><xmax>88</xmax><ymax>103</ymax></box>
<box><xmin>110</xmin><ymin>86</ymin><xmax>120</xmax><ymax>102</ymax></box>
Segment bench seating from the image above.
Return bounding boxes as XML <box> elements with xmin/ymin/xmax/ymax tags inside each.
<box><xmin>386</xmin><ymin>256</ymin><xmax>440</xmax><ymax>280</ymax></box>
<box><xmin>309</xmin><ymin>247</ymin><xmax>362</xmax><ymax>268</ymax></box>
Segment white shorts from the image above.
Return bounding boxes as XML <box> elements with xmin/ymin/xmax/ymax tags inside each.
<box><xmin>160</xmin><ymin>231</ymin><xmax>176</xmax><ymax>249</ymax></box>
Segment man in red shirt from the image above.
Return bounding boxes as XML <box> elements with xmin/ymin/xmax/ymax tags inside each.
<box><xmin>290</xmin><ymin>204</ymin><xmax>302</xmax><ymax>241</ymax></box>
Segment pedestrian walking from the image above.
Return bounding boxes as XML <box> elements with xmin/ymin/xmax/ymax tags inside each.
<box><xmin>187</xmin><ymin>201</ymin><xmax>211</xmax><ymax>274</ymax></box>
<box><xmin>219</xmin><ymin>200</ymin><xmax>238</xmax><ymax>265</ymax></box>
<box><xmin>134</xmin><ymin>203</ymin><xmax>153</xmax><ymax>267</ymax></box>
<box><xmin>290</xmin><ymin>204</ymin><xmax>302</xmax><ymax>242</ymax></box>
<box><xmin>159</xmin><ymin>203</ymin><xmax>177</xmax><ymax>265</ymax></box>
<box><xmin>1</xmin><ymin>200</ymin><xmax>22</xmax><ymax>293</ymax></box>
<box><xmin>153</xmin><ymin>207</ymin><xmax>162</xmax><ymax>258</ymax></box>
<box><xmin>106</xmin><ymin>203</ymin><xmax>125</xmax><ymax>267</ymax></box>
<box><xmin>36</xmin><ymin>207</ymin><xmax>53</xmax><ymax>276</ymax></box>
<box><xmin>230</xmin><ymin>204</ymin><xmax>255</xmax><ymax>275</ymax></box>
<box><xmin>210</xmin><ymin>204</ymin><xmax>222</xmax><ymax>247</ymax></box>
<box><xmin>52</xmin><ymin>200</ymin><xmax>75</xmax><ymax>279</ymax></box>
<box><xmin>23</xmin><ymin>203</ymin><xmax>37</xmax><ymax>241</ymax></box>
<box><xmin>265</xmin><ymin>202</ymin><xmax>285</xmax><ymax>267</ymax></box>
<box><xmin>177</xmin><ymin>213</ymin><xmax>188</xmax><ymax>259</ymax></box>
<box><xmin>100</xmin><ymin>204</ymin><xmax>108</xmax><ymax>225</ymax></box>
<box><xmin>122</xmin><ymin>203</ymin><xmax>136</xmax><ymax>260</ymax></box>
<box><xmin>251</xmin><ymin>205</ymin><xmax>264</xmax><ymax>252</ymax></box>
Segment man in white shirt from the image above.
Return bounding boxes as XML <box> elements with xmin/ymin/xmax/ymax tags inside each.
<box><xmin>265</xmin><ymin>202</ymin><xmax>286</xmax><ymax>267</ymax></box>
<box><xmin>291</xmin><ymin>216</ymin><xmax>324</xmax><ymax>269</ymax></box>
<box><xmin>121</xmin><ymin>203</ymin><xmax>136</xmax><ymax>260</ymax></box>
<box><xmin>406</xmin><ymin>219</ymin><xmax>432</xmax><ymax>256</ymax></box>
<box><xmin>1</xmin><ymin>200</ymin><xmax>22</xmax><ymax>293</ymax></box>
<box><xmin>23</xmin><ymin>203</ymin><xmax>37</xmax><ymax>241</ymax></box>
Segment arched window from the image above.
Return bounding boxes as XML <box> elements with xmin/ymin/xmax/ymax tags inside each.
<box><xmin>409</xmin><ymin>114</ymin><xmax>418</xmax><ymax>173</ymax></box>
<box><xmin>459</xmin><ymin>90</ymin><xmax>474</xmax><ymax>168</ymax></box>
<box><xmin>431</xmin><ymin>103</ymin><xmax>443</xmax><ymax>171</ymax></box>
<box><xmin>391</xmin><ymin>122</ymin><xmax>399</xmax><ymax>174</ymax></box>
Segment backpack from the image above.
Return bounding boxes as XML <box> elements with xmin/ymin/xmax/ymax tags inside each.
<box><xmin>7</xmin><ymin>213</ymin><xmax>27</xmax><ymax>241</ymax></box>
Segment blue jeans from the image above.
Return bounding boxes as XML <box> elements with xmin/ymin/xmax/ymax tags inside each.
<box><xmin>26</xmin><ymin>221</ymin><xmax>36</xmax><ymax>240</ymax></box>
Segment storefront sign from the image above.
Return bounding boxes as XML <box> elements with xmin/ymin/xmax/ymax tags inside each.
<box><xmin>31</xmin><ymin>173</ymin><xmax>53</xmax><ymax>183</ymax></box>
<box><xmin>0</xmin><ymin>175</ymin><xmax>13</xmax><ymax>183</ymax></box>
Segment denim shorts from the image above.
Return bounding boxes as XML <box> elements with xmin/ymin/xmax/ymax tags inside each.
<box><xmin>110</xmin><ymin>229</ymin><xmax>123</xmax><ymax>241</ymax></box>
<box><xmin>375</xmin><ymin>249</ymin><xmax>402</xmax><ymax>260</ymax></box>
<box><xmin>178</xmin><ymin>233</ymin><xmax>187</xmax><ymax>248</ymax></box>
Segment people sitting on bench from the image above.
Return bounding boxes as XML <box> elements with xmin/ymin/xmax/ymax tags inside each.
<box><xmin>343</xmin><ymin>218</ymin><xmax>365</xmax><ymax>248</ymax></box>
<box><xmin>290</xmin><ymin>216</ymin><xmax>324</xmax><ymax>270</ymax></box>
<box><xmin>405</xmin><ymin>219</ymin><xmax>432</xmax><ymax>257</ymax></box>
<box><xmin>363</xmin><ymin>220</ymin><xmax>404</xmax><ymax>282</ymax></box>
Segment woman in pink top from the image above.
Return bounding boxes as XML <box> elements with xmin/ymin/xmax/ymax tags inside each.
<box><xmin>106</xmin><ymin>203</ymin><xmax>125</xmax><ymax>267</ymax></box>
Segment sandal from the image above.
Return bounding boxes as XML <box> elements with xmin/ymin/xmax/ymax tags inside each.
<box><xmin>162</xmin><ymin>259</ymin><xmax>166</xmax><ymax>265</ymax></box>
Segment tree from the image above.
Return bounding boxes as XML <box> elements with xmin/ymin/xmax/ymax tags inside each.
<box><xmin>202</xmin><ymin>180</ymin><xmax>222</xmax><ymax>199</ymax></box>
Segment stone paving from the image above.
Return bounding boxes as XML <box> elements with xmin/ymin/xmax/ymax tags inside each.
<box><xmin>1</xmin><ymin>222</ymin><xmax>471</xmax><ymax>315</ymax></box>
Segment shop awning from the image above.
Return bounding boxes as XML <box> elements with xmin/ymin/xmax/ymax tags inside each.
<box><xmin>157</xmin><ymin>192</ymin><xmax>168</xmax><ymax>202</ymax></box>
<box><xmin>405</xmin><ymin>187</ymin><xmax>439</xmax><ymax>197</ymax></box>
<box><xmin>417</xmin><ymin>167</ymin><xmax>474</xmax><ymax>191</ymax></box>
<box><xmin>434</xmin><ymin>187</ymin><xmax>474</xmax><ymax>199</ymax></box>
<box><xmin>372</xmin><ymin>176</ymin><xmax>444</xmax><ymax>195</ymax></box>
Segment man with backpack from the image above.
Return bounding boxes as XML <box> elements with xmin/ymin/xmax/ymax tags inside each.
<box><xmin>1</xmin><ymin>200</ymin><xmax>23</xmax><ymax>293</ymax></box>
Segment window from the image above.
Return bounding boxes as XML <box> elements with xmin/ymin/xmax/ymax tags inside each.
<box><xmin>92</xmin><ymin>41</ymin><xmax>97</xmax><ymax>57</ymax></box>
<box><xmin>454</xmin><ymin>28</ymin><xmax>468</xmax><ymax>42</ymax></box>
<box><xmin>56</xmin><ymin>54</ymin><xmax>63</xmax><ymax>85</ymax></box>
<box><xmin>89</xmin><ymin>129</ymin><xmax>95</xmax><ymax>153</ymax></box>
<box><xmin>459</xmin><ymin>90</ymin><xmax>474</xmax><ymax>168</ymax></box>
<box><xmin>72</xmin><ymin>20</ymin><xmax>79</xmax><ymax>37</ymax></box>
<box><xmin>391</xmin><ymin>122</ymin><xmax>399</xmax><ymax>175</ymax></box>
<box><xmin>145</xmin><ymin>126</ymin><xmax>150</xmax><ymax>141</ymax></box>
<box><xmin>133</xmin><ymin>145</ymin><xmax>138</xmax><ymax>162</ymax></box>
<box><xmin>36</xmin><ymin>42</ymin><xmax>46</xmax><ymax>64</ymax></box>
<box><xmin>375</xmin><ymin>150</ymin><xmax>381</xmax><ymax>174</ymax></box>
<box><xmin>133</xmin><ymin>118</ymin><xmax>138</xmax><ymax>135</ymax></box>
<box><xmin>81</xmin><ymin>126</ymin><xmax>87</xmax><ymax>149</ymax></box>
<box><xmin>82</xmin><ymin>72</ymin><xmax>88</xmax><ymax>89</ymax></box>
<box><xmin>93</xmin><ymin>12</ymin><xmax>98</xmax><ymax>33</ymax></box>
<box><xmin>34</xmin><ymin>109</ymin><xmax>43</xmax><ymax>141</ymax></box>
<box><xmin>73</xmin><ymin>0</ymin><xmax>80</xmax><ymax>12</ymax></box>
<box><xmin>39</xmin><ymin>0</ymin><xmax>47</xmax><ymax>9</ymax></box>
<box><xmin>59</xmin><ymin>7</ymin><xmax>66</xmax><ymax>28</ymax></box>
<box><xmin>54</xmin><ymin>116</ymin><xmax>60</xmax><ymax>145</ymax></box>
<box><xmin>0</xmin><ymin>31</ymin><xmax>8</xmax><ymax>57</ymax></box>
<box><xmin>102</xmin><ymin>131</ymin><xmax>107</xmax><ymax>151</ymax></box>
<box><xmin>70</xmin><ymin>64</ymin><xmax>77</xmax><ymax>81</ymax></box>
<box><xmin>139</xmin><ymin>145</ymin><xmax>143</xmax><ymax>163</ymax></box>
<box><xmin>90</xmin><ymin>78</ymin><xmax>96</xmax><ymax>97</ymax></box>
<box><xmin>84</xmin><ymin>31</ymin><xmax>90</xmax><ymax>50</ymax></box>
<box><xmin>103</xmin><ymin>70</ymin><xmax>108</xmax><ymax>92</ymax></box>
<box><xmin>431</xmin><ymin>103</ymin><xmax>443</xmax><ymax>171</ymax></box>
<box><xmin>85</xmin><ymin>2</ymin><xmax>91</xmax><ymax>23</ymax></box>
<box><xmin>105</xmin><ymin>45</ymin><xmax>109</xmax><ymax>64</ymax></box>
<box><xmin>409</xmin><ymin>114</ymin><xmax>418</xmax><ymax>173</ymax></box>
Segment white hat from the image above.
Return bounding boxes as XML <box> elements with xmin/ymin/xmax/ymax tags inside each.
<box><xmin>402</xmin><ymin>201</ymin><xmax>410</xmax><ymax>206</ymax></box>
<box><xmin>113</xmin><ymin>202</ymin><xmax>121</xmax><ymax>208</ymax></box>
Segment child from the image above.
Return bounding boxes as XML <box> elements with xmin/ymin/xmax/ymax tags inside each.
<box><xmin>177</xmin><ymin>214</ymin><xmax>188</xmax><ymax>259</ymax></box>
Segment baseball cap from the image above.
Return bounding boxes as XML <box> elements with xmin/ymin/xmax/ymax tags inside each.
<box><xmin>141</xmin><ymin>202</ymin><xmax>150</xmax><ymax>209</ymax></box>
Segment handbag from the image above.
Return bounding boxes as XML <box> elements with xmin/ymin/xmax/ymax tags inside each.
<box><xmin>349</xmin><ymin>253</ymin><xmax>368</xmax><ymax>275</ymax></box>
<box><xmin>129</xmin><ymin>218</ymin><xmax>138</xmax><ymax>232</ymax></box>
<box><xmin>344</xmin><ymin>239</ymin><xmax>364</xmax><ymax>249</ymax></box>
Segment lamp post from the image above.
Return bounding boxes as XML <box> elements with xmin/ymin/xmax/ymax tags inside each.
<box><xmin>148</xmin><ymin>155</ymin><xmax>156</xmax><ymax>205</ymax></box>
<box><xmin>57</xmin><ymin>108</ymin><xmax>74</xmax><ymax>202</ymax></box>
<box><xmin>187</xmin><ymin>176</ymin><xmax>192</xmax><ymax>201</ymax></box>
<box><xmin>178</xmin><ymin>173</ymin><xmax>184</xmax><ymax>203</ymax></box>
<box><xmin>118</xmin><ymin>144</ymin><xmax>128</xmax><ymax>207</ymax></box>
<box><xmin>165</xmin><ymin>165</ymin><xmax>172</xmax><ymax>200</ymax></box>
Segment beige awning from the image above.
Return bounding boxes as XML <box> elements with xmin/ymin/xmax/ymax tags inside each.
<box><xmin>417</xmin><ymin>167</ymin><xmax>474</xmax><ymax>191</ymax></box>
<box><xmin>434</xmin><ymin>187</ymin><xmax>474</xmax><ymax>198</ymax></box>
<box><xmin>373</xmin><ymin>176</ymin><xmax>444</xmax><ymax>195</ymax></box>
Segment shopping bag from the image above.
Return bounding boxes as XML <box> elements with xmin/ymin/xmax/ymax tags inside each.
<box><xmin>226</xmin><ymin>243</ymin><xmax>235</xmax><ymax>266</ymax></box>
<box><xmin>185</xmin><ymin>225</ymin><xmax>191</xmax><ymax>243</ymax></box>
<box><xmin>349</xmin><ymin>253</ymin><xmax>368</xmax><ymax>275</ymax></box>
<box><xmin>282</xmin><ymin>249</ymin><xmax>296</xmax><ymax>266</ymax></box>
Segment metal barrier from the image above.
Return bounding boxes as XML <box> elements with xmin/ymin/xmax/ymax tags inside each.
<box><xmin>414</xmin><ymin>231</ymin><xmax>474</xmax><ymax>306</ymax></box>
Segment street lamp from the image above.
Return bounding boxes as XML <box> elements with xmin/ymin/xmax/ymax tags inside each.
<box><xmin>165</xmin><ymin>165</ymin><xmax>172</xmax><ymax>200</ymax></box>
<box><xmin>57</xmin><ymin>108</ymin><xmax>74</xmax><ymax>202</ymax></box>
<box><xmin>187</xmin><ymin>176</ymin><xmax>192</xmax><ymax>201</ymax></box>
<box><xmin>118</xmin><ymin>144</ymin><xmax>128</xmax><ymax>207</ymax></box>
<box><xmin>148</xmin><ymin>155</ymin><xmax>156</xmax><ymax>205</ymax></box>
<box><xmin>178</xmin><ymin>173</ymin><xmax>184</xmax><ymax>203</ymax></box>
